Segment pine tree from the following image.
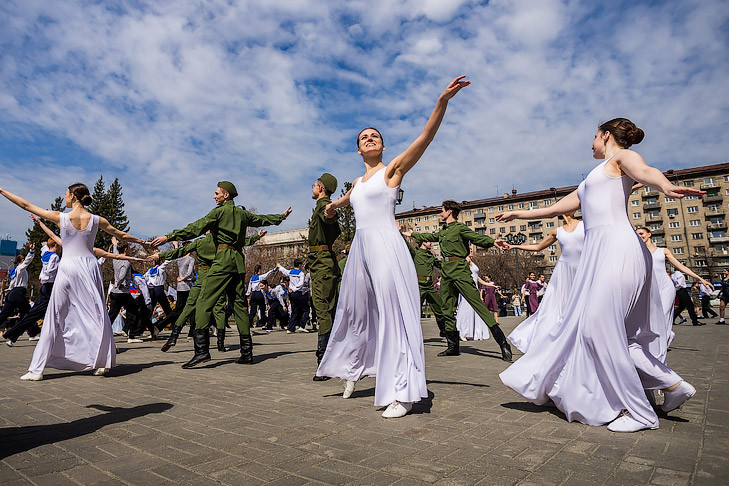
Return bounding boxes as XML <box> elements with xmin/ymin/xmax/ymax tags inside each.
<box><xmin>88</xmin><ymin>175</ymin><xmax>107</xmax><ymax>217</ymax></box>
<box><xmin>337</xmin><ymin>181</ymin><xmax>356</xmax><ymax>243</ymax></box>
<box><xmin>106</xmin><ymin>178</ymin><xmax>129</xmax><ymax>232</ymax></box>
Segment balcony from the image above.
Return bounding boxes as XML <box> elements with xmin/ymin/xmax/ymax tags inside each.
<box><xmin>705</xmin><ymin>210</ymin><xmax>726</xmax><ymax>219</ymax></box>
<box><xmin>528</xmin><ymin>226</ymin><xmax>543</xmax><ymax>234</ymax></box>
<box><xmin>474</xmin><ymin>213</ymin><xmax>486</xmax><ymax>220</ymax></box>
<box><xmin>703</xmin><ymin>194</ymin><xmax>724</xmax><ymax>204</ymax></box>
<box><xmin>709</xmin><ymin>236</ymin><xmax>729</xmax><ymax>244</ymax></box>
<box><xmin>708</xmin><ymin>222</ymin><xmax>729</xmax><ymax>231</ymax></box>
<box><xmin>700</xmin><ymin>183</ymin><xmax>718</xmax><ymax>190</ymax></box>
<box><xmin>643</xmin><ymin>202</ymin><xmax>661</xmax><ymax>210</ymax></box>
<box><xmin>645</xmin><ymin>214</ymin><xmax>663</xmax><ymax>223</ymax></box>
<box><xmin>641</xmin><ymin>190</ymin><xmax>659</xmax><ymax>199</ymax></box>
<box><xmin>649</xmin><ymin>228</ymin><xmax>665</xmax><ymax>235</ymax></box>
<box><xmin>652</xmin><ymin>238</ymin><xmax>666</xmax><ymax>246</ymax></box>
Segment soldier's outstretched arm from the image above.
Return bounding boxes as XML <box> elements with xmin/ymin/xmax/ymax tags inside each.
<box><xmin>245</xmin><ymin>207</ymin><xmax>292</xmax><ymax>227</ymax></box>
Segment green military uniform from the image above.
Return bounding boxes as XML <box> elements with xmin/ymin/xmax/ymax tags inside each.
<box><xmin>166</xmin><ymin>194</ymin><xmax>286</xmax><ymax>367</ymax></box>
<box><xmin>412</xmin><ymin>222</ymin><xmax>512</xmax><ymax>360</ymax></box>
<box><xmin>308</xmin><ymin>173</ymin><xmax>342</xmax><ymax>380</ymax></box>
<box><xmin>403</xmin><ymin>237</ymin><xmax>447</xmax><ymax>336</ymax></box>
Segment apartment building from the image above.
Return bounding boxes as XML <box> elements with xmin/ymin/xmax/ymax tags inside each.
<box><xmin>395</xmin><ymin>162</ymin><xmax>729</xmax><ymax>280</ymax></box>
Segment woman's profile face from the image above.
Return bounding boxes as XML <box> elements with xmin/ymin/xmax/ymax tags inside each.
<box><xmin>592</xmin><ymin>129</ymin><xmax>607</xmax><ymax>160</ymax></box>
<box><xmin>64</xmin><ymin>189</ymin><xmax>73</xmax><ymax>208</ymax></box>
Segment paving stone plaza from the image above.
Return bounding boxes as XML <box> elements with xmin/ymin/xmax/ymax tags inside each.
<box><xmin>1</xmin><ymin>316</ymin><xmax>727</xmax><ymax>485</ymax></box>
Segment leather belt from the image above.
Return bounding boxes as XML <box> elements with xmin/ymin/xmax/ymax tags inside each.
<box><xmin>417</xmin><ymin>276</ymin><xmax>431</xmax><ymax>281</ymax></box>
<box><xmin>199</xmin><ymin>265</ymin><xmax>210</xmax><ymax>270</ymax></box>
<box><xmin>309</xmin><ymin>245</ymin><xmax>332</xmax><ymax>252</ymax></box>
<box><xmin>217</xmin><ymin>244</ymin><xmax>242</xmax><ymax>252</ymax></box>
<box><xmin>445</xmin><ymin>256</ymin><xmax>466</xmax><ymax>261</ymax></box>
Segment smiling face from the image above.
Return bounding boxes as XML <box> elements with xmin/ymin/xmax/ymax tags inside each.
<box><xmin>357</xmin><ymin>128</ymin><xmax>384</xmax><ymax>157</ymax></box>
<box><xmin>636</xmin><ymin>228</ymin><xmax>651</xmax><ymax>243</ymax></box>
<box><xmin>213</xmin><ymin>187</ymin><xmax>229</xmax><ymax>205</ymax></box>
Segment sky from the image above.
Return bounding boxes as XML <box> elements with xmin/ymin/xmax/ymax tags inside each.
<box><xmin>1</xmin><ymin>0</ymin><xmax>728</xmax><ymax>241</ymax></box>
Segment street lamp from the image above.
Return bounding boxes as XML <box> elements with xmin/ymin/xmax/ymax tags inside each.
<box><xmin>396</xmin><ymin>188</ymin><xmax>404</xmax><ymax>205</ymax></box>
<box><xmin>505</xmin><ymin>232</ymin><xmax>527</xmax><ymax>287</ymax></box>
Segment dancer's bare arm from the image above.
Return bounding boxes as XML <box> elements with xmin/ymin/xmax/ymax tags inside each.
<box><xmin>504</xmin><ymin>231</ymin><xmax>558</xmax><ymax>252</ymax></box>
<box><xmin>386</xmin><ymin>76</ymin><xmax>470</xmax><ymax>188</ymax></box>
<box><xmin>665</xmin><ymin>250</ymin><xmax>710</xmax><ymax>286</ymax></box>
<box><xmin>98</xmin><ymin>217</ymin><xmax>148</xmax><ymax>247</ymax></box>
<box><xmin>325</xmin><ymin>183</ymin><xmax>356</xmax><ymax>217</ymax></box>
<box><xmin>617</xmin><ymin>151</ymin><xmax>705</xmax><ymax>198</ymax></box>
<box><xmin>1</xmin><ymin>189</ymin><xmax>60</xmax><ymax>223</ymax></box>
<box><xmin>29</xmin><ymin>214</ymin><xmax>62</xmax><ymax>247</ymax></box>
<box><xmin>497</xmin><ymin>191</ymin><xmax>580</xmax><ymax>222</ymax></box>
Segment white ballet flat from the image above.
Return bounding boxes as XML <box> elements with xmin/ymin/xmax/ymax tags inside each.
<box><xmin>662</xmin><ymin>381</ymin><xmax>696</xmax><ymax>412</ymax></box>
<box><xmin>20</xmin><ymin>372</ymin><xmax>43</xmax><ymax>381</ymax></box>
<box><xmin>93</xmin><ymin>368</ymin><xmax>109</xmax><ymax>376</ymax></box>
<box><xmin>460</xmin><ymin>336</ymin><xmax>468</xmax><ymax>342</ymax></box>
<box><xmin>607</xmin><ymin>414</ymin><xmax>658</xmax><ymax>433</ymax></box>
<box><xmin>382</xmin><ymin>401</ymin><xmax>412</xmax><ymax>419</ymax></box>
<box><xmin>342</xmin><ymin>380</ymin><xmax>356</xmax><ymax>398</ymax></box>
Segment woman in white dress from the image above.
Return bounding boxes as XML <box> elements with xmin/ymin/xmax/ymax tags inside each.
<box><xmin>635</xmin><ymin>226</ymin><xmax>713</xmax><ymax>364</ymax></box>
<box><xmin>0</xmin><ymin>183</ymin><xmax>149</xmax><ymax>380</ymax></box>
<box><xmin>456</xmin><ymin>253</ymin><xmax>491</xmax><ymax>341</ymax></box>
<box><xmin>496</xmin><ymin>118</ymin><xmax>701</xmax><ymax>432</ymax></box>
<box><xmin>504</xmin><ymin>213</ymin><xmax>584</xmax><ymax>353</ymax></box>
<box><xmin>316</xmin><ymin>75</ymin><xmax>470</xmax><ymax>418</ymax></box>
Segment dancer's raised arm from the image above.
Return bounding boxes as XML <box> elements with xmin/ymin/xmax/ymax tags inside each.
<box><xmin>97</xmin><ymin>217</ymin><xmax>148</xmax><ymax>247</ymax></box>
<box><xmin>30</xmin><ymin>214</ymin><xmax>62</xmax><ymax>247</ymax></box>
<box><xmin>616</xmin><ymin>151</ymin><xmax>704</xmax><ymax>198</ymax></box>
<box><xmin>1</xmin><ymin>189</ymin><xmax>61</xmax><ymax>223</ymax></box>
<box><xmin>497</xmin><ymin>191</ymin><xmax>580</xmax><ymax>222</ymax></box>
<box><xmin>385</xmin><ymin>76</ymin><xmax>470</xmax><ymax>187</ymax></box>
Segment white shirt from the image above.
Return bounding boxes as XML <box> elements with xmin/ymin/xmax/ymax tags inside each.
<box><xmin>8</xmin><ymin>250</ymin><xmax>34</xmax><ymax>290</ymax></box>
<box><xmin>537</xmin><ymin>281</ymin><xmax>547</xmax><ymax>297</ymax></box>
<box><xmin>133</xmin><ymin>274</ymin><xmax>151</xmax><ymax>306</ymax></box>
<box><xmin>521</xmin><ymin>284</ymin><xmax>529</xmax><ymax>296</ymax></box>
<box><xmin>145</xmin><ymin>260</ymin><xmax>171</xmax><ymax>288</ymax></box>
<box><xmin>176</xmin><ymin>255</ymin><xmax>196</xmax><ymax>292</ymax></box>
<box><xmin>277</xmin><ymin>265</ymin><xmax>306</xmax><ymax>292</ymax></box>
<box><xmin>699</xmin><ymin>283</ymin><xmax>713</xmax><ymax>297</ymax></box>
<box><xmin>246</xmin><ymin>268</ymin><xmax>276</xmax><ymax>295</ymax></box>
<box><xmin>39</xmin><ymin>244</ymin><xmax>60</xmax><ymax>284</ymax></box>
<box><xmin>268</xmin><ymin>285</ymin><xmax>288</xmax><ymax>307</ymax></box>
<box><xmin>671</xmin><ymin>271</ymin><xmax>687</xmax><ymax>290</ymax></box>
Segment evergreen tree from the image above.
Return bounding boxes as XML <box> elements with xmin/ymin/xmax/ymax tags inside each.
<box><xmin>337</xmin><ymin>181</ymin><xmax>356</xmax><ymax>243</ymax></box>
<box><xmin>88</xmin><ymin>175</ymin><xmax>108</xmax><ymax>217</ymax></box>
<box><xmin>106</xmin><ymin>178</ymin><xmax>129</xmax><ymax>232</ymax></box>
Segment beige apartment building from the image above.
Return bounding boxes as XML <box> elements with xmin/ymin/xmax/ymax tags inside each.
<box><xmin>395</xmin><ymin>162</ymin><xmax>729</xmax><ymax>281</ymax></box>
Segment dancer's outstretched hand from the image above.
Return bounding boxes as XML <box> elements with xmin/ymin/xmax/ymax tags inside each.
<box><xmin>283</xmin><ymin>207</ymin><xmax>293</xmax><ymax>218</ymax></box>
<box><xmin>494</xmin><ymin>239</ymin><xmax>509</xmax><ymax>251</ymax></box>
<box><xmin>150</xmin><ymin>235</ymin><xmax>168</xmax><ymax>248</ymax></box>
<box><xmin>27</xmin><ymin>241</ymin><xmax>36</xmax><ymax>251</ymax></box>
<box><xmin>324</xmin><ymin>203</ymin><xmax>336</xmax><ymax>218</ymax></box>
<box><xmin>663</xmin><ymin>184</ymin><xmax>705</xmax><ymax>199</ymax></box>
<box><xmin>401</xmin><ymin>230</ymin><xmax>413</xmax><ymax>237</ymax></box>
<box><xmin>495</xmin><ymin>211</ymin><xmax>519</xmax><ymax>222</ymax></box>
<box><xmin>440</xmin><ymin>75</ymin><xmax>470</xmax><ymax>101</ymax></box>
<box><xmin>29</xmin><ymin>214</ymin><xmax>39</xmax><ymax>223</ymax></box>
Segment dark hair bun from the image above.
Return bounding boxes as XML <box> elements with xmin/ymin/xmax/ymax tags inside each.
<box><xmin>626</xmin><ymin>127</ymin><xmax>644</xmax><ymax>145</ymax></box>
<box><xmin>81</xmin><ymin>195</ymin><xmax>93</xmax><ymax>206</ymax></box>
<box><xmin>598</xmin><ymin>118</ymin><xmax>644</xmax><ymax>148</ymax></box>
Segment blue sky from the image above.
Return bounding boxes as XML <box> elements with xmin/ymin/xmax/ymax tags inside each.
<box><xmin>1</xmin><ymin>0</ymin><xmax>728</xmax><ymax>241</ymax></box>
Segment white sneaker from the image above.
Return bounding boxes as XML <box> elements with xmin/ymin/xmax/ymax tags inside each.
<box><xmin>20</xmin><ymin>372</ymin><xmax>43</xmax><ymax>381</ymax></box>
<box><xmin>460</xmin><ymin>336</ymin><xmax>468</xmax><ymax>342</ymax></box>
<box><xmin>295</xmin><ymin>328</ymin><xmax>310</xmax><ymax>333</ymax></box>
<box><xmin>28</xmin><ymin>336</ymin><xmax>40</xmax><ymax>341</ymax></box>
<box><xmin>286</xmin><ymin>330</ymin><xmax>293</xmax><ymax>334</ymax></box>
<box><xmin>127</xmin><ymin>338</ymin><xmax>143</xmax><ymax>343</ymax></box>
<box><xmin>662</xmin><ymin>381</ymin><xmax>696</xmax><ymax>412</ymax></box>
<box><xmin>93</xmin><ymin>368</ymin><xmax>109</xmax><ymax>376</ymax></box>
<box><xmin>607</xmin><ymin>414</ymin><xmax>658</xmax><ymax>432</ymax></box>
<box><xmin>382</xmin><ymin>401</ymin><xmax>413</xmax><ymax>418</ymax></box>
<box><xmin>6</xmin><ymin>339</ymin><xmax>13</xmax><ymax>347</ymax></box>
<box><xmin>343</xmin><ymin>380</ymin><xmax>356</xmax><ymax>398</ymax></box>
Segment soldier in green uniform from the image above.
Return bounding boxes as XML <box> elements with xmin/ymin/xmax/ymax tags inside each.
<box><xmin>402</xmin><ymin>235</ymin><xmax>447</xmax><ymax>337</ymax></box>
<box><xmin>153</xmin><ymin>230</ymin><xmax>265</xmax><ymax>353</ymax></box>
<box><xmin>151</xmin><ymin>181</ymin><xmax>291</xmax><ymax>368</ymax></box>
<box><xmin>403</xmin><ymin>199</ymin><xmax>512</xmax><ymax>361</ymax></box>
<box><xmin>309</xmin><ymin>173</ymin><xmax>341</xmax><ymax>381</ymax></box>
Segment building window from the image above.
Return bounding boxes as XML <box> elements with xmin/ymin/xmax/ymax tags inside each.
<box><xmin>499</xmin><ymin>227</ymin><xmax>505</xmax><ymax>233</ymax></box>
<box><xmin>425</xmin><ymin>226</ymin><xmax>430</xmax><ymax>231</ymax></box>
<box><xmin>705</xmin><ymin>178</ymin><xmax>716</xmax><ymax>186</ymax></box>
<box><xmin>644</xmin><ymin>186</ymin><xmax>651</xmax><ymax>194</ymax></box>
<box><xmin>433</xmin><ymin>216</ymin><xmax>438</xmax><ymax>220</ymax></box>
<box><xmin>651</xmin><ymin>236</ymin><xmax>662</xmax><ymax>244</ymax></box>
<box><xmin>544</xmin><ymin>200</ymin><xmax>552</xmax><ymax>206</ymax></box>
<box><xmin>530</xmin><ymin>202</ymin><xmax>539</xmax><ymax>209</ymax></box>
<box><xmin>518</xmin><ymin>203</ymin><xmax>525</xmax><ymax>209</ymax></box>
<box><xmin>546</xmin><ymin>222</ymin><xmax>555</xmax><ymax>228</ymax></box>
<box><xmin>488</xmin><ymin>218</ymin><xmax>495</xmax><ymax>223</ymax></box>
<box><xmin>549</xmin><ymin>256</ymin><xmax>558</xmax><ymax>262</ymax></box>
<box><xmin>476</xmin><ymin>209</ymin><xmax>484</xmax><ymax>214</ymax></box>
<box><xmin>631</xmin><ymin>200</ymin><xmax>639</xmax><ymax>206</ymax></box>
<box><xmin>508</xmin><ymin>204</ymin><xmax>514</xmax><ymax>210</ymax></box>
<box><xmin>665</xmin><ymin>197</ymin><xmax>675</xmax><ymax>202</ymax></box>
<box><xmin>687</xmin><ymin>206</ymin><xmax>699</xmax><ymax>213</ymax></box>
<box><xmin>683</xmin><ymin>180</ymin><xmax>695</xmax><ymax>187</ymax></box>
<box><xmin>466</xmin><ymin>221</ymin><xmax>472</xmax><ymax>227</ymax></box>
<box><xmin>650</xmin><ymin>224</ymin><xmax>661</xmax><ymax>231</ymax></box>
<box><xmin>685</xmin><ymin>196</ymin><xmax>697</xmax><ymax>200</ymax></box>
<box><xmin>416</xmin><ymin>217</ymin><xmax>421</xmax><ymax>222</ymax></box>
<box><xmin>671</xmin><ymin>234</ymin><xmax>683</xmax><ymax>241</ymax></box>
<box><xmin>696</xmin><ymin>259</ymin><xmax>707</xmax><ymax>267</ymax></box>
<box><xmin>673</xmin><ymin>247</ymin><xmax>685</xmax><ymax>254</ymax></box>
<box><xmin>632</xmin><ymin>212</ymin><xmax>641</xmax><ymax>219</ymax></box>
<box><xmin>408</xmin><ymin>218</ymin><xmax>413</xmax><ymax>223</ymax></box>
<box><xmin>510</xmin><ymin>226</ymin><xmax>516</xmax><ymax>232</ymax></box>
<box><xmin>498</xmin><ymin>206</ymin><xmax>504</xmax><ymax>211</ymax></box>
<box><xmin>490</xmin><ymin>228</ymin><xmax>496</xmax><ymax>235</ymax></box>
<box><xmin>476</xmin><ymin>229</ymin><xmax>485</xmax><ymax>234</ymax></box>
<box><xmin>666</xmin><ymin>208</ymin><xmax>678</xmax><ymax>216</ymax></box>
<box><xmin>520</xmin><ymin>225</ymin><xmax>527</xmax><ymax>231</ymax></box>
<box><xmin>548</xmin><ymin>245</ymin><xmax>557</xmax><ymax>251</ymax></box>
<box><xmin>691</xmin><ymin>233</ymin><xmax>703</xmax><ymax>240</ymax></box>
<box><xmin>689</xmin><ymin>219</ymin><xmax>701</xmax><ymax>226</ymax></box>
<box><xmin>669</xmin><ymin>222</ymin><xmax>680</xmax><ymax>228</ymax></box>
<box><xmin>724</xmin><ymin>175</ymin><xmax>729</xmax><ymax>182</ymax></box>
<box><xmin>464</xmin><ymin>211</ymin><xmax>471</xmax><ymax>216</ymax></box>
<box><xmin>488</xmin><ymin>208</ymin><xmax>494</xmax><ymax>213</ymax></box>
<box><xmin>694</xmin><ymin>246</ymin><xmax>705</xmax><ymax>254</ymax></box>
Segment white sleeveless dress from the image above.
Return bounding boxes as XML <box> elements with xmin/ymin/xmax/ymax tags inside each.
<box><xmin>508</xmin><ymin>222</ymin><xmax>585</xmax><ymax>353</ymax></box>
<box><xmin>28</xmin><ymin>213</ymin><xmax>116</xmax><ymax>375</ymax></box>
<box><xmin>500</xmin><ymin>157</ymin><xmax>681</xmax><ymax>427</ymax></box>
<box><xmin>316</xmin><ymin>167</ymin><xmax>428</xmax><ymax>407</ymax></box>
<box><xmin>456</xmin><ymin>261</ymin><xmax>491</xmax><ymax>340</ymax></box>
<box><xmin>646</xmin><ymin>248</ymin><xmax>675</xmax><ymax>364</ymax></box>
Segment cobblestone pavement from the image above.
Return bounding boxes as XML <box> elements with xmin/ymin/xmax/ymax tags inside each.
<box><xmin>0</xmin><ymin>315</ymin><xmax>727</xmax><ymax>485</ymax></box>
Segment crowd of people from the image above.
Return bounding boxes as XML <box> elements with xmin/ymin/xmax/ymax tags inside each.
<box><xmin>0</xmin><ymin>76</ymin><xmax>720</xmax><ymax>429</ymax></box>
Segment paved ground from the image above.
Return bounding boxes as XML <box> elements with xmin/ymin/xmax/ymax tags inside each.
<box><xmin>0</xmin><ymin>315</ymin><xmax>727</xmax><ymax>485</ymax></box>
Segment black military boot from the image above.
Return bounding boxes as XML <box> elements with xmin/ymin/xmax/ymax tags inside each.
<box><xmin>490</xmin><ymin>324</ymin><xmax>512</xmax><ymax>362</ymax></box>
<box><xmin>436</xmin><ymin>320</ymin><xmax>446</xmax><ymax>338</ymax></box>
<box><xmin>217</xmin><ymin>327</ymin><xmax>227</xmax><ymax>352</ymax></box>
<box><xmin>313</xmin><ymin>332</ymin><xmax>331</xmax><ymax>381</ymax></box>
<box><xmin>181</xmin><ymin>328</ymin><xmax>211</xmax><ymax>368</ymax></box>
<box><xmin>235</xmin><ymin>334</ymin><xmax>253</xmax><ymax>364</ymax></box>
<box><xmin>437</xmin><ymin>330</ymin><xmax>460</xmax><ymax>356</ymax></box>
<box><xmin>161</xmin><ymin>325</ymin><xmax>183</xmax><ymax>352</ymax></box>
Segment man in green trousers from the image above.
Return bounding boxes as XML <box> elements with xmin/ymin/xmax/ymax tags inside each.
<box><xmin>402</xmin><ymin>235</ymin><xmax>447</xmax><ymax>338</ymax></box>
<box><xmin>151</xmin><ymin>181</ymin><xmax>291</xmax><ymax>368</ymax></box>
<box><xmin>154</xmin><ymin>230</ymin><xmax>265</xmax><ymax>353</ymax></box>
<box><xmin>308</xmin><ymin>173</ymin><xmax>341</xmax><ymax>381</ymax></box>
<box><xmin>403</xmin><ymin>199</ymin><xmax>512</xmax><ymax>361</ymax></box>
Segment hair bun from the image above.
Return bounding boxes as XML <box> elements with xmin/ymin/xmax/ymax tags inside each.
<box><xmin>81</xmin><ymin>195</ymin><xmax>93</xmax><ymax>206</ymax></box>
<box><xmin>627</xmin><ymin>127</ymin><xmax>645</xmax><ymax>145</ymax></box>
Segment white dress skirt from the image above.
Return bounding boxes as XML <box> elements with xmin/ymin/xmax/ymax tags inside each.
<box><xmin>508</xmin><ymin>222</ymin><xmax>584</xmax><ymax>353</ymax></box>
<box><xmin>500</xmin><ymin>157</ymin><xmax>681</xmax><ymax>427</ymax></box>
<box><xmin>28</xmin><ymin>213</ymin><xmax>116</xmax><ymax>375</ymax></box>
<box><xmin>316</xmin><ymin>167</ymin><xmax>428</xmax><ymax>407</ymax></box>
<box><xmin>456</xmin><ymin>261</ymin><xmax>490</xmax><ymax>340</ymax></box>
<box><xmin>644</xmin><ymin>248</ymin><xmax>675</xmax><ymax>364</ymax></box>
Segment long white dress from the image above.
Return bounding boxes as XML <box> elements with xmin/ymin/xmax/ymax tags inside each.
<box><xmin>508</xmin><ymin>222</ymin><xmax>585</xmax><ymax>353</ymax></box>
<box><xmin>500</xmin><ymin>156</ymin><xmax>681</xmax><ymax>427</ymax></box>
<box><xmin>456</xmin><ymin>261</ymin><xmax>490</xmax><ymax>340</ymax></box>
<box><xmin>646</xmin><ymin>248</ymin><xmax>675</xmax><ymax>364</ymax></box>
<box><xmin>28</xmin><ymin>213</ymin><xmax>116</xmax><ymax>375</ymax></box>
<box><xmin>316</xmin><ymin>167</ymin><xmax>428</xmax><ymax>407</ymax></box>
